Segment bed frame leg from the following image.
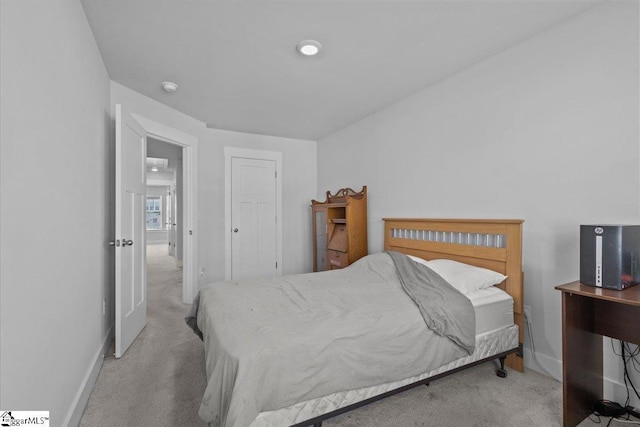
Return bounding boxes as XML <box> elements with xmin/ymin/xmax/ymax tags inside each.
<box><xmin>496</xmin><ymin>356</ymin><xmax>507</xmax><ymax>378</ymax></box>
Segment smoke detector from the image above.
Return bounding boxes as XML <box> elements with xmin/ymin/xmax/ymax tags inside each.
<box><xmin>161</xmin><ymin>81</ymin><xmax>178</xmax><ymax>93</ymax></box>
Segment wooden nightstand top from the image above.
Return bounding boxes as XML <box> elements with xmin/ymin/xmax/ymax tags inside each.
<box><xmin>556</xmin><ymin>280</ymin><xmax>640</xmax><ymax>307</ymax></box>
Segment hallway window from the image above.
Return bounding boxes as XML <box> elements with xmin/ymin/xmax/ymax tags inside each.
<box><xmin>146</xmin><ymin>196</ymin><xmax>162</xmax><ymax>230</ymax></box>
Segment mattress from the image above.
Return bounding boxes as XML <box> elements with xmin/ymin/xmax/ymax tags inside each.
<box><xmin>250</xmin><ymin>287</ymin><xmax>516</xmax><ymax>427</ymax></box>
<box><xmin>470</xmin><ymin>286</ymin><xmax>514</xmax><ymax>336</ymax></box>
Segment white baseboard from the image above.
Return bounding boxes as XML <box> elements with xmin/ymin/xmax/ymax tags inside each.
<box><xmin>62</xmin><ymin>327</ymin><xmax>113</xmax><ymax>427</ymax></box>
<box><xmin>523</xmin><ymin>347</ymin><xmax>562</xmax><ymax>382</ymax></box>
<box><xmin>523</xmin><ymin>348</ymin><xmax>640</xmax><ymax>409</ymax></box>
<box><xmin>604</xmin><ymin>376</ymin><xmax>640</xmax><ymax>409</ymax></box>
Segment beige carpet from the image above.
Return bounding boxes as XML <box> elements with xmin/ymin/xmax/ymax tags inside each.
<box><xmin>79</xmin><ymin>244</ymin><xmax>624</xmax><ymax>426</ymax></box>
<box><xmin>80</xmin><ymin>244</ymin><xmax>206</xmax><ymax>426</ymax></box>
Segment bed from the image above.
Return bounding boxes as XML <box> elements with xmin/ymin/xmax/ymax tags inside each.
<box><xmin>188</xmin><ymin>218</ymin><xmax>524</xmax><ymax>427</ymax></box>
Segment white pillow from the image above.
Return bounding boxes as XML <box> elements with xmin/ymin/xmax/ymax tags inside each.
<box><xmin>407</xmin><ymin>254</ymin><xmax>429</xmax><ymax>267</ymax></box>
<box><xmin>426</xmin><ymin>259</ymin><xmax>507</xmax><ymax>295</ymax></box>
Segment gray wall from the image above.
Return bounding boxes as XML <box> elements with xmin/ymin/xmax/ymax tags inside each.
<box><xmin>111</xmin><ymin>82</ymin><xmax>318</xmax><ymax>283</ymax></box>
<box><xmin>0</xmin><ymin>0</ymin><xmax>112</xmax><ymax>424</ymax></box>
<box><xmin>317</xmin><ymin>0</ymin><xmax>640</xmax><ymax>405</ymax></box>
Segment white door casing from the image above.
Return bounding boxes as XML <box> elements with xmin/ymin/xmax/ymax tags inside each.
<box><xmin>115</xmin><ymin>104</ymin><xmax>147</xmax><ymax>358</ymax></box>
<box><xmin>225</xmin><ymin>148</ymin><xmax>282</xmax><ymax>281</ymax></box>
<box><xmin>114</xmin><ymin>106</ymin><xmax>198</xmax><ymax>357</ymax></box>
<box><xmin>133</xmin><ymin>114</ymin><xmax>198</xmax><ymax>305</ymax></box>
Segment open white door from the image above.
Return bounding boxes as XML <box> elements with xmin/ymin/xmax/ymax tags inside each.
<box><xmin>114</xmin><ymin>104</ymin><xmax>147</xmax><ymax>358</ymax></box>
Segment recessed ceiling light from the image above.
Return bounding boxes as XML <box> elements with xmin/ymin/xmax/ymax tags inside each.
<box><xmin>297</xmin><ymin>40</ymin><xmax>322</xmax><ymax>56</ymax></box>
<box><xmin>161</xmin><ymin>81</ymin><xmax>178</xmax><ymax>93</ymax></box>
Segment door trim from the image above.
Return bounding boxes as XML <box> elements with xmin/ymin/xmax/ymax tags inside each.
<box><xmin>225</xmin><ymin>147</ymin><xmax>282</xmax><ymax>281</ymax></box>
<box><xmin>133</xmin><ymin>114</ymin><xmax>198</xmax><ymax>304</ymax></box>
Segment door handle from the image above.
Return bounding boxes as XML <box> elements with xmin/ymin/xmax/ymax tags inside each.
<box><xmin>109</xmin><ymin>240</ymin><xmax>121</xmax><ymax>247</ymax></box>
<box><xmin>233</xmin><ymin>228</ymin><xmax>239</xmax><ymax>233</ymax></box>
<box><xmin>122</xmin><ymin>239</ymin><xmax>134</xmax><ymax>246</ymax></box>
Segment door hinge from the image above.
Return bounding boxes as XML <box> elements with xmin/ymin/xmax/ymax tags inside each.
<box><xmin>189</xmin><ymin>230</ymin><xmax>193</xmax><ymax>235</ymax></box>
<box><xmin>275</xmin><ymin>171</ymin><xmax>277</xmax><ymax>178</ymax></box>
<box><xmin>276</xmin><ymin>262</ymin><xmax>278</xmax><ymax>269</ymax></box>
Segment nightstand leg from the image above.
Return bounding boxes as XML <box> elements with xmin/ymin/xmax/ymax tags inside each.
<box><xmin>562</xmin><ymin>292</ymin><xmax>602</xmax><ymax>426</ymax></box>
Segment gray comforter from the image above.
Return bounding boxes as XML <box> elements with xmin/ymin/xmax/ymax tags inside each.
<box><xmin>386</xmin><ymin>251</ymin><xmax>475</xmax><ymax>354</ymax></box>
<box><xmin>187</xmin><ymin>252</ymin><xmax>474</xmax><ymax>427</ymax></box>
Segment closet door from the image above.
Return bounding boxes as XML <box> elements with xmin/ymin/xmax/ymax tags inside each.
<box><xmin>230</xmin><ymin>157</ymin><xmax>277</xmax><ymax>280</ymax></box>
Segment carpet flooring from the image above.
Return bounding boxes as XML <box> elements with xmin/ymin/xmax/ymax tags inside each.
<box><xmin>79</xmin><ymin>244</ymin><xmax>628</xmax><ymax>427</ymax></box>
<box><xmin>80</xmin><ymin>244</ymin><xmax>206</xmax><ymax>427</ymax></box>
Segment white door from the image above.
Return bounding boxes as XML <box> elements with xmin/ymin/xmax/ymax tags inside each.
<box><xmin>231</xmin><ymin>157</ymin><xmax>277</xmax><ymax>280</ymax></box>
<box><xmin>114</xmin><ymin>104</ymin><xmax>147</xmax><ymax>358</ymax></box>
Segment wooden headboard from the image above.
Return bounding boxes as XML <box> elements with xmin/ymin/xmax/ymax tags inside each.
<box><xmin>383</xmin><ymin>218</ymin><xmax>524</xmax><ymax>372</ymax></box>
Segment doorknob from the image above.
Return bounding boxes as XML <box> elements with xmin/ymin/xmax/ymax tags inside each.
<box><xmin>233</xmin><ymin>228</ymin><xmax>239</xmax><ymax>233</ymax></box>
<box><xmin>109</xmin><ymin>240</ymin><xmax>121</xmax><ymax>247</ymax></box>
<box><xmin>122</xmin><ymin>239</ymin><xmax>134</xmax><ymax>246</ymax></box>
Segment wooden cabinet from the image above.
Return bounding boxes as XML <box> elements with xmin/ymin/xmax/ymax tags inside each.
<box><xmin>311</xmin><ymin>186</ymin><xmax>368</xmax><ymax>272</ymax></box>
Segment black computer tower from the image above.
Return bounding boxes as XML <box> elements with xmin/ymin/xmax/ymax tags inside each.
<box><xmin>580</xmin><ymin>225</ymin><xmax>640</xmax><ymax>290</ymax></box>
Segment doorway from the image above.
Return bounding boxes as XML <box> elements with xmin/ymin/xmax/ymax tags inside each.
<box><xmin>115</xmin><ymin>107</ymin><xmax>198</xmax><ymax>358</ymax></box>
<box><xmin>146</xmin><ymin>137</ymin><xmax>184</xmax><ymax>268</ymax></box>
<box><xmin>132</xmin><ymin>113</ymin><xmax>198</xmax><ymax>305</ymax></box>
<box><xmin>146</xmin><ymin>138</ymin><xmax>183</xmax><ymax>295</ymax></box>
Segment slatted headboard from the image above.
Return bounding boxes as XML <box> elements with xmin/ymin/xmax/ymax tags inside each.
<box><xmin>383</xmin><ymin>218</ymin><xmax>524</xmax><ymax>372</ymax></box>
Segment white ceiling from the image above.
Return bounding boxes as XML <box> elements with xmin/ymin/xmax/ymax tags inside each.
<box><xmin>82</xmin><ymin>0</ymin><xmax>599</xmax><ymax>141</ymax></box>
